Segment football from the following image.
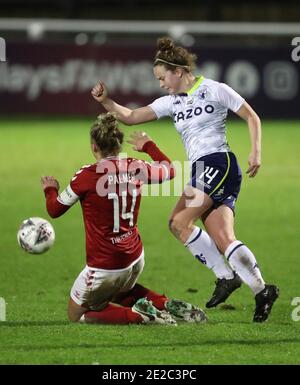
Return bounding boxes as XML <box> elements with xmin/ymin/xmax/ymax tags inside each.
<box><xmin>17</xmin><ymin>217</ymin><xmax>55</xmax><ymax>254</ymax></box>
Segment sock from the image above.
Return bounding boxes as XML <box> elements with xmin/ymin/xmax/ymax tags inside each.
<box><xmin>114</xmin><ymin>283</ymin><xmax>168</xmax><ymax>311</ymax></box>
<box><xmin>82</xmin><ymin>303</ymin><xmax>143</xmax><ymax>324</ymax></box>
<box><xmin>225</xmin><ymin>240</ymin><xmax>265</xmax><ymax>295</ymax></box>
<box><xmin>185</xmin><ymin>226</ymin><xmax>234</xmax><ymax>280</ymax></box>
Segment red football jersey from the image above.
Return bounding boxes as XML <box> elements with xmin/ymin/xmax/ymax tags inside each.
<box><xmin>69</xmin><ymin>158</ymin><xmax>144</xmax><ymax>269</ymax></box>
<box><xmin>44</xmin><ymin>141</ymin><xmax>175</xmax><ymax>270</ymax></box>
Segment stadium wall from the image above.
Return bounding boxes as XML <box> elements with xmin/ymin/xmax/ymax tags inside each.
<box><xmin>0</xmin><ymin>42</ymin><xmax>299</xmax><ymax>118</ymax></box>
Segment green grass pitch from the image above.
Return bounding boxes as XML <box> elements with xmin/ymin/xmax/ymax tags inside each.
<box><xmin>0</xmin><ymin>117</ymin><xmax>300</xmax><ymax>364</ymax></box>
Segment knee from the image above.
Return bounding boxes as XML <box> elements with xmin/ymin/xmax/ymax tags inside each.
<box><xmin>169</xmin><ymin>216</ymin><xmax>192</xmax><ymax>244</ymax></box>
<box><xmin>68</xmin><ymin>312</ymin><xmax>80</xmax><ymax>322</ymax></box>
<box><xmin>168</xmin><ymin>216</ymin><xmax>183</xmax><ymax>235</ymax></box>
<box><xmin>67</xmin><ymin>299</ymin><xmax>85</xmax><ymax>322</ymax></box>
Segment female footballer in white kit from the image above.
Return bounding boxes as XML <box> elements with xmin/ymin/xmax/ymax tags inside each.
<box><xmin>91</xmin><ymin>37</ymin><xmax>279</xmax><ymax>322</ymax></box>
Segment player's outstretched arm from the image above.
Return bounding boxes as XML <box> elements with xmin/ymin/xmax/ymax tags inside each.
<box><xmin>41</xmin><ymin>176</ymin><xmax>71</xmax><ymax>218</ymax></box>
<box><xmin>128</xmin><ymin>132</ymin><xmax>176</xmax><ymax>182</ymax></box>
<box><xmin>91</xmin><ymin>81</ymin><xmax>157</xmax><ymax>125</ymax></box>
<box><xmin>235</xmin><ymin>102</ymin><xmax>261</xmax><ymax>178</ymax></box>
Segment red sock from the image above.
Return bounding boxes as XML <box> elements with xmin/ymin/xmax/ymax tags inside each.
<box><xmin>83</xmin><ymin>303</ymin><xmax>143</xmax><ymax>325</ymax></box>
<box><xmin>115</xmin><ymin>283</ymin><xmax>168</xmax><ymax>310</ymax></box>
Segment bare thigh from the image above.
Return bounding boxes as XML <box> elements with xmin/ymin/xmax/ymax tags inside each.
<box><xmin>202</xmin><ymin>205</ymin><xmax>236</xmax><ymax>254</ymax></box>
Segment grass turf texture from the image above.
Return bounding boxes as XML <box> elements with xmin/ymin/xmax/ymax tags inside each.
<box><xmin>0</xmin><ymin>117</ymin><xmax>300</xmax><ymax>364</ymax></box>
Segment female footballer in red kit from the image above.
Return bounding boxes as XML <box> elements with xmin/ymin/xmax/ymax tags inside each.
<box><xmin>41</xmin><ymin>113</ymin><xmax>206</xmax><ymax>325</ymax></box>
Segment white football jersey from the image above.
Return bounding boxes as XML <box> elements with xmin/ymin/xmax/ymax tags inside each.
<box><xmin>149</xmin><ymin>77</ymin><xmax>245</xmax><ymax>163</ymax></box>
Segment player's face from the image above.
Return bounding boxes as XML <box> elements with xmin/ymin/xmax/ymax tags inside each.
<box><xmin>153</xmin><ymin>65</ymin><xmax>182</xmax><ymax>94</ymax></box>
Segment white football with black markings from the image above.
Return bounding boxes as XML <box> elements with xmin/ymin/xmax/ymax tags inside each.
<box><xmin>17</xmin><ymin>217</ymin><xmax>55</xmax><ymax>254</ymax></box>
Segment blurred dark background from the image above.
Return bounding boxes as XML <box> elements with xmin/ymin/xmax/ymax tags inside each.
<box><xmin>0</xmin><ymin>1</ymin><xmax>299</xmax><ymax>117</ymax></box>
<box><xmin>0</xmin><ymin>0</ymin><xmax>300</xmax><ymax>21</ymax></box>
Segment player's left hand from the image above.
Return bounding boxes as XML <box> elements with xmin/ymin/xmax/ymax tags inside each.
<box><xmin>127</xmin><ymin>131</ymin><xmax>152</xmax><ymax>152</ymax></box>
<box><xmin>41</xmin><ymin>176</ymin><xmax>60</xmax><ymax>191</ymax></box>
<box><xmin>246</xmin><ymin>151</ymin><xmax>261</xmax><ymax>177</ymax></box>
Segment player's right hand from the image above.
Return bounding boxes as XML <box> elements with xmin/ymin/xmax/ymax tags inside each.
<box><xmin>127</xmin><ymin>131</ymin><xmax>152</xmax><ymax>152</ymax></box>
<box><xmin>246</xmin><ymin>150</ymin><xmax>261</xmax><ymax>177</ymax></box>
<box><xmin>91</xmin><ymin>81</ymin><xmax>108</xmax><ymax>103</ymax></box>
<box><xmin>41</xmin><ymin>176</ymin><xmax>60</xmax><ymax>191</ymax></box>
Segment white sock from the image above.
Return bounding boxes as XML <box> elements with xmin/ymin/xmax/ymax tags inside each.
<box><xmin>225</xmin><ymin>240</ymin><xmax>265</xmax><ymax>295</ymax></box>
<box><xmin>185</xmin><ymin>226</ymin><xmax>234</xmax><ymax>280</ymax></box>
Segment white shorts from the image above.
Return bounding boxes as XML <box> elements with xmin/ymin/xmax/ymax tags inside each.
<box><xmin>70</xmin><ymin>250</ymin><xmax>145</xmax><ymax>311</ymax></box>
